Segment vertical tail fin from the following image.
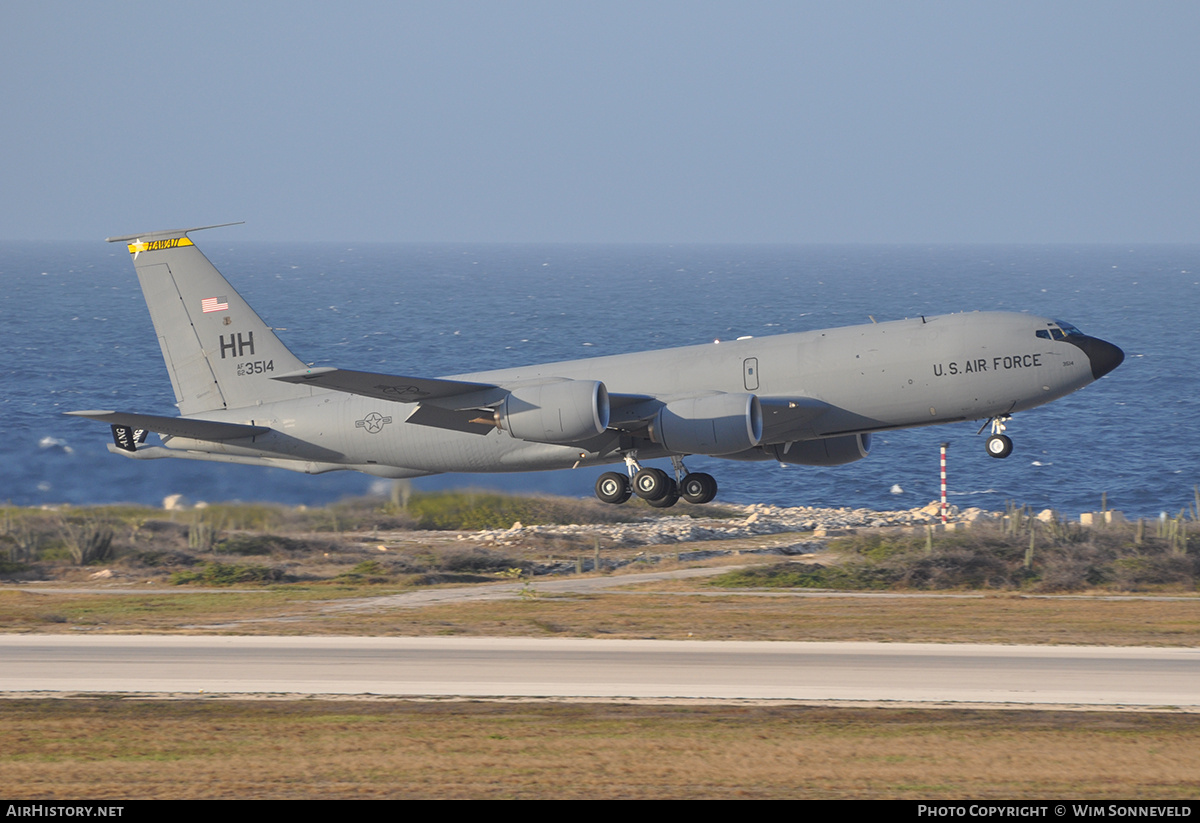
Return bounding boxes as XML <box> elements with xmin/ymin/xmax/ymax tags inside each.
<box><xmin>107</xmin><ymin>224</ymin><xmax>312</xmax><ymax>415</ymax></box>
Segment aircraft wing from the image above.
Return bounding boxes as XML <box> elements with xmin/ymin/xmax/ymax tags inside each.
<box><xmin>272</xmin><ymin>367</ymin><xmax>506</xmax><ymax>407</ymax></box>
<box><xmin>275</xmin><ymin>367</ymin><xmax>656</xmax><ymax>437</ymax></box>
<box><xmin>65</xmin><ymin>410</ymin><xmax>270</xmax><ymax>440</ymax></box>
<box><xmin>274</xmin><ymin>367</ymin><xmax>535</xmax><ymax>435</ymax></box>
<box><xmin>273</xmin><ymin>364</ymin><xmax>831</xmax><ymax>443</ymax></box>
<box><xmin>606</xmin><ymin>392</ymin><xmax>829</xmax><ymax>440</ymax></box>
<box><xmin>402</xmin><ymin>404</ymin><xmax>500</xmax><ymax>435</ymax></box>
<box><xmin>758</xmin><ymin>396</ymin><xmax>831</xmax><ymax>442</ymax></box>
<box><xmin>605</xmin><ymin>393</ymin><xmax>665</xmax><ymax>430</ymax></box>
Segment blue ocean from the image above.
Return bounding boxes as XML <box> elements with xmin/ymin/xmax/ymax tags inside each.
<box><xmin>2</xmin><ymin>241</ymin><xmax>1196</xmax><ymax>518</ymax></box>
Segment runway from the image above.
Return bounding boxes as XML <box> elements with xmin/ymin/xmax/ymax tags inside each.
<box><xmin>3</xmin><ymin>635</ymin><xmax>1197</xmax><ymax>707</ymax></box>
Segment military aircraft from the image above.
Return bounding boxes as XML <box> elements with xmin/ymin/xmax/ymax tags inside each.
<box><xmin>68</xmin><ymin>224</ymin><xmax>1124</xmax><ymax>507</ymax></box>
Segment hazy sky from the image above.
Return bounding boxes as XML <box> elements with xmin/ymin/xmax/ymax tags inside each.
<box><xmin>3</xmin><ymin>1</ymin><xmax>1198</xmax><ymax>243</ymax></box>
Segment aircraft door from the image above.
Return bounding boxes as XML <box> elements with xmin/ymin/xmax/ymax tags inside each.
<box><xmin>743</xmin><ymin>358</ymin><xmax>759</xmax><ymax>392</ymax></box>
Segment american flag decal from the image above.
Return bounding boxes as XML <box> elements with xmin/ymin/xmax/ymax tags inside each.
<box><xmin>201</xmin><ymin>296</ymin><xmax>229</xmax><ymax>313</ymax></box>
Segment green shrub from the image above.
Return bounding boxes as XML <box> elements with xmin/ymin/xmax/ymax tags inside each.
<box><xmin>410</xmin><ymin>572</ymin><xmax>498</xmax><ymax>586</ymax></box>
<box><xmin>334</xmin><ymin>559</ymin><xmax>395</xmax><ymax>584</ymax></box>
<box><xmin>710</xmin><ymin>562</ymin><xmax>898</xmax><ymax>590</ymax></box>
<box><xmin>169</xmin><ymin>562</ymin><xmax>285</xmax><ymax>586</ymax></box>
<box><xmin>127</xmin><ymin>550</ymin><xmax>198</xmax><ymax>568</ymax></box>
<box><xmin>1111</xmin><ymin>555</ymin><xmax>1198</xmax><ymax>590</ymax></box>
<box><xmin>407</xmin><ymin>491</ymin><xmax>633</xmax><ymax>530</ymax></box>
<box><xmin>216</xmin><ymin>534</ymin><xmax>309</xmax><ymax>556</ymax></box>
<box><xmin>896</xmin><ymin>549</ymin><xmax>1016</xmax><ymax>590</ymax></box>
<box><xmin>436</xmin><ymin>548</ymin><xmax>520</xmax><ymax>573</ymax></box>
<box><xmin>828</xmin><ymin>533</ymin><xmax>922</xmax><ymax>561</ymax></box>
<box><xmin>0</xmin><ymin>559</ymin><xmax>31</xmax><ymax>575</ymax></box>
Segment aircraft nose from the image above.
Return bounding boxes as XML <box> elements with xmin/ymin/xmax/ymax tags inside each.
<box><xmin>1076</xmin><ymin>336</ymin><xmax>1125</xmax><ymax>380</ymax></box>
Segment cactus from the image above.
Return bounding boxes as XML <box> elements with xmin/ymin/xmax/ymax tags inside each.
<box><xmin>1</xmin><ymin>511</ymin><xmax>40</xmax><ymax>562</ymax></box>
<box><xmin>1004</xmin><ymin>501</ymin><xmax>1031</xmax><ymax>536</ymax></box>
<box><xmin>1169</xmin><ymin>512</ymin><xmax>1189</xmax><ymax>555</ymax></box>
<box><xmin>188</xmin><ymin>519</ymin><xmax>217</xmax><ymax>553</ymax></box>
<box><xmin>59</xmin><ymin>517</ymin><xmax>114</xmax><ymax>565</ymax></box>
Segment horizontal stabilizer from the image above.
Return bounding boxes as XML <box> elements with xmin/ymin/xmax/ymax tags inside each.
<box><xmin>105</xmin><ymin>444</ymin><xmax>437</xmax><ymax>478</ymax></box>
<box><xmin>66</xmin><ymin>410</ymin><xmax>270</xmax><ymax>441</ymax></box>
<box><xmin>105</xmin><ymin>222</ymin><xmax>244</xmax><ymax>244</ymax></box>
<box><xmin>272</xmin><ymin>367</ymin><xmax>504</xmax><ymax>406</ymax></box>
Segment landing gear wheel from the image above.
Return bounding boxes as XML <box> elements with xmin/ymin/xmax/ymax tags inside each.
<box><xmin>680</xmin><ymin>472</ymin><xmax>718</xmax><ymax>505</ymax></box>
<box><xmin>986</xmin><ymin>434</ymin><xmax>1013</xmax><ymax>459</ymax></box>
<box><xmin>646</xmin><ymin>479</ymin><xmax>680</xmax><ymax>508</ymax></box>
<box><xmin>595</xmin><ymin>472</ymin><xmax>632</xmax><ymax>504</ymax></box>
<box><xmin>633</xmin><ymin>468</ymin><xmax>670</xmax><ymax>501</ymax></box>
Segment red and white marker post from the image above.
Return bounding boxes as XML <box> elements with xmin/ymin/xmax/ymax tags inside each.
<box><xmin>940</xmin><ymin>442</ymin><xmax>950</xmax><ymax>523</ymax></box>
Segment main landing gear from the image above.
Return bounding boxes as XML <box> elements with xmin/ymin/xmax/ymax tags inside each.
<box><xmin>594</xmin><ymin>453</ymin><xmax>718</xmax><ymax>507</ymax></box>
<box><xmin>980</xmin><ymin>415</ymin><xmax>1014</xmax><ymax>459</ymax></box>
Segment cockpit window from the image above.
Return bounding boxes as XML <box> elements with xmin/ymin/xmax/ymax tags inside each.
<box><xmin>1036</xmin><ymin>320</ymin><xmax>1086</xmax><ymax>342</ymax></box>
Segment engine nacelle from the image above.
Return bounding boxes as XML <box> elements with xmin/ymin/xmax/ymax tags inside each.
<box><xmin>765</xmin><ymin>433</ymin><xmax>871</xmax><ymax>466</ymax></box>
<box><xmin>496</xmin><ymin>380</ymin><xmax>610</xmax><ymax>444</ymax></box>
<box><xmin>650</xmin><ymin>393</ymin><xmax>763</xmax><ymax>455</ymax></box>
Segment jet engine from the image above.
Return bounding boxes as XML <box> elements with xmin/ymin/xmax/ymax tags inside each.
<box><xmin>495</xmin><ymin>380</ymin><xmax>610</xmax><ymax>444</ymax></box>
<box><xmin>649</xmin><ymin>393</ymin><xmax>763</xmax><ymax>455</ymax></box>
<box><xmin>765</xmin><ymin>433</ymin><xmax>871</xmax><ymax>466</ymax></box>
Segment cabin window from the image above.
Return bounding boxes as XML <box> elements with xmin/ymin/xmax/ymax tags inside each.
<box><xmin>1038</xmin><ymin>321</ymin><xmax>1086</xmax><ymax>341</ymax></box>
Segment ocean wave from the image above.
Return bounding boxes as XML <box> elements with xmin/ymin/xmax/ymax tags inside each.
<box><xmin>38</xmin><ymin>436</ymin><xmax>73</xmax><ymax>454</ymax></box>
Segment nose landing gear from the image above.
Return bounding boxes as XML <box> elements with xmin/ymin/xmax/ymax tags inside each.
<box><xmin>980</xmin><ymin>415</ymin><xmax>1014</xmax><ymax>459</ymax></box>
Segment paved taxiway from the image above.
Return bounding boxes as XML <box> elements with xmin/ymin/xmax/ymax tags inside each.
<box><xmin>2</xmin><ymin>635</ymin><xmax>1196</xmax><ymax>707</ymax></box>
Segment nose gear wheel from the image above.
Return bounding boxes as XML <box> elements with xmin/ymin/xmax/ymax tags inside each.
<box><xmin>979</xmin><ymin>415</ymin><xmax>1014</xmax><ymax>459</ymax></box>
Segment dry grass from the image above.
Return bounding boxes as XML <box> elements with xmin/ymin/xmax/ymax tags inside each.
<box><xmin>329</xmin><ymin>591</ymin><xmax>1200</xmax><ymax>645</ymax></box>
<box><xmin>2</xmin><ymin>584</ymin><xmax>1197</xmax><ymax>645</ymax></box>
<box><xmin>1</xmin><ymin>700</ymin><xmax>1197</xmax><ymax>799</ymax></box>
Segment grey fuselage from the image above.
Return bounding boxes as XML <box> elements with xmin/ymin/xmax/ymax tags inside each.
<box><xmin>161</xmin><ymin>311</ymin><xmax>1103</xmax><ymax>477</ymax></box>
